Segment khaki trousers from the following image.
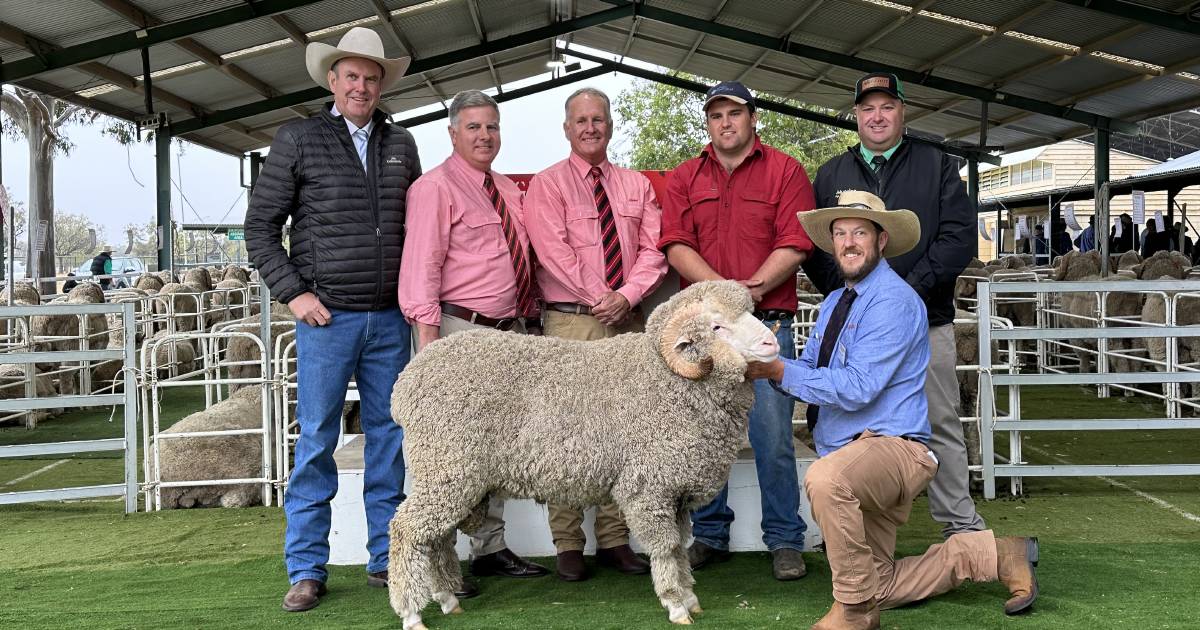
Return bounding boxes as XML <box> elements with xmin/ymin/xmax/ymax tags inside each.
<box><xmin>925</xmin><ymin>324</ymin><xmax>987</xmax><ymax>536</ymax></box>
<box><xmin>804</xmin><ymin>432</ymin><xmax>998</xmax><ymax>608</ymax></box>
<box><xmin>433</xmin><ymin>313</ymin><xmax>529</xmax><ymax>556</ymax></box>
<box><xmin>544</xmin><ymin>309</ymin><xmax>641</xmax><ymax>552</ymax></box>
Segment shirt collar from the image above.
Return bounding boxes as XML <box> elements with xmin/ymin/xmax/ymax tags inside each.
<box><xmin>701</xmin><ymin>134</ymin><xmax>765</xmax><ymax>164</ymax></box>
<box><xmin>844</xmin><ymin>257</ymin><xmax>892</xmax><ymax>299</ymax></box>
<box><xmin>569</xmin><ymin>152</ymin><xmax>611</xmax><ymax>181</ymax></box>
<box><xmin>859</xmin><ymin>139</ymin><xmax>902</xmax><ymax>164</ymax></box>
<box><xmin>330</xmin><ymin>104</ymin><xmax>375</xmax><ymax>138</ymax></box>
<box><xmin>448</xmin><ymin>151</ymin><xmax>491</xmax><ymax>188</ymax></box>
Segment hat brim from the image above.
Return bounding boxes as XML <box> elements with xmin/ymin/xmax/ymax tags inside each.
<box><xmin>797</xmin><ymin>206</ymin><xmax>920</xmax><ymax>258</ymax></box>
<box><xmin>703</xmin><ymin>94</ymin><xmax>749</xmax><ymax>110</ymax></box>
<box><xmin>305</xmin><ymin>43</ymin><xmax>410</xmax><ymax>93</ymax></box>
<box><xmin>854</xmin><ymin>87</ymin><xmax>904</xmax><ymax>104</ymax></box>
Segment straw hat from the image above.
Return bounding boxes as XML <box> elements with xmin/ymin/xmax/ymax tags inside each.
<box><xmin>305</xmin><ymin>27</ymin><xmax>410</xmax><ymax>92</ymax></box>
<box><xmin>98</xmin><ymin>244</ymin><xmax>116</xmax><ymax>253</ymax></box>
<box><xmin>797</xmin><ymin>190</ymin><xmax>920</xmax><ymax>258</ymax></box>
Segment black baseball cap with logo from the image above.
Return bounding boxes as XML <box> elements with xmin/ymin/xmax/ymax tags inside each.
<box><xmin>703</xmin><ymin>81</ymin><xmax>756</xmax><ymax>111</ymax></box>
<box><xmin>854</xmin><ymin>72</ymin><xmax>905</xmax><ymax>104</ymax></box>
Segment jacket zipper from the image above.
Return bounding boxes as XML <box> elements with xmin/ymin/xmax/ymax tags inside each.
<box><xmin>366</xmin><ymin>125</ymin><xmax>384</xmax><ymax>310</ymax></box>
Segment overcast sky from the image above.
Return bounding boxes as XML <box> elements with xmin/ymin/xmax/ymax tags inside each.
<box><xmin>1</xmin><ymin>70</ymin><xmax>641</xmax><ymax>245</ymax></box>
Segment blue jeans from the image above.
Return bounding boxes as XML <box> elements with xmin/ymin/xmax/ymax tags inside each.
<box><xmin>691</xmin><ymin>317</ymin><xmax>808</xmax><ymax>551</ymax></box>
<box><xmin>285</xmin><ymin>307</ymin><xmax>410</xmax><ymax>584</ymax></box>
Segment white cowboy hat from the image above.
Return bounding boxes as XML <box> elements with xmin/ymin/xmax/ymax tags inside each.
<box><xmin>98</xmin><ymin>244</ymin><xmax>117</xmax><ymax>253</ymax></box>
<box><xmin>797</xmin><ymin>190</ymin><xmax>921</xmax><ymax>258</ymax></box>
<box><xmin>305</xmin><ymin>27</ymin><xmax>410</xmax><ymax>92</ymax></box>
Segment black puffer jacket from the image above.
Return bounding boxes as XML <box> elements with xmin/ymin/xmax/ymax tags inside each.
<box><xmin>801</xmin><ymin>141</ymin><xmax>975</xmax><ymax>327</ymax></box>
<box><xmin>246</xmin><ymin>104</ymin><xmax>420</xmax><ymax>310</ymax></box>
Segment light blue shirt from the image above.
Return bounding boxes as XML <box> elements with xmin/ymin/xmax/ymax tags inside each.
<box><xmin>331</xmin><ymin>104</ymin><xmax>374</xmax><ymax>169</ymax></box>
<box><xmin>778</xmin><ymin>258</ymin><xmax>931</xmax><ymax>456</ymax></box>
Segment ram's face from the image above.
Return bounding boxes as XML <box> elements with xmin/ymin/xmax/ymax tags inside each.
<box><xmin>707</xmin><ymin>308</ymin><xmax>779</xmax><ymax>363</ymax></box>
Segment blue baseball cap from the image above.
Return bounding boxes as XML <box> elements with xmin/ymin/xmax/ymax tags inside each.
<box><xmin>703</xmin><ymin>81</ymin><xmax>755</xmax><ymax>111</ymax></box>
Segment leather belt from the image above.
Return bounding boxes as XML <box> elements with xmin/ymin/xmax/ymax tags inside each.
<box><xmin>754</xmin><ymin>309</ymin><xmax>795</xmax><ymax>321</ymax></box>
<box><xmin>852</xmin><ymin>431</ymin><xmax>928</xmax><ymax>446</ymax></box>
<box><xmin>547</xmin><ymin>302</ymin><xmax>643</xmax><ymax>318</ymax></box>
<box><xmin>440</xmin><ymin>302</ymin><xmax>517</xmax><ymax>331</ymax></box>
<box><xmin>547</xmin><ymin>302</ymin><xmax>593</xmax><ymax>315</ymax></box>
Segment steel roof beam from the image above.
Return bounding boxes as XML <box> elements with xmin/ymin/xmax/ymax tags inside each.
<box><xmin>1048</xmin><ymin>0</ymin><xmax>1200</xmax><ymax>38</ymax></box>
<box><xmin>395</xmin><ymin>64</ymin><xmax>611</xmax><ymax>128</ymax></box>
<box><xmin>595</xmin><ymin>23</ymin><xmax>1058</xmax><ymax>144</ymax></box>
<box><xmin>271</xmin><ymin>14</ymin><xmax>309</xmax><ymax>46</ymax></box>
<box><xmin>734</xmin><ymin>1</ymin><xmax>827</xmax><ymax>83</ymax></box>
<box><xmin>0</xmin><ymin>20</ymin><xmax>269</xmax><ymax>145</ymax></box>
<box><xmin>674</xmin><ymin>0</ymin><xmax>730</xmax><ymax>74</ymax></box>
<box><xmin>595</xmin><ymin>0</ymin><xmax>1138</xmax><ymax>134</ymax></box>
<box><xmin>945</xmin><ymin>52</ymin><xmax>1200</xmax><ymax>141</ymax></box>
<box><xmin>11</xmin><ymin>77</ymin><xmax>243</xmax><ymax>155</ymax></box>
<box><xmin>243</xmin><ymin>47</ymin><xmax>550</xmax><ymax>135</ymax></box>
<box><xmin>0</xmin><ymin>0</ymin><xmax>325</xmax><ymax>83</ymax></box>
<box><xmin>559</xmin><ymin>46</ymin><xmax>1000</xmax><ymax>165</ymax></box>
<box><xmin>915</xmin><ymin>3</ymin><xmax>1052</xmax><ymax>74</ymax></box>
<box><xmin>464</xmin><ymin>0</ymin><xmax>503</xmax><ymax>93</ymax></box>
<box><xmin>170</xmin><ymin>3</ymin><xmax>636</xmax><ymax>135</ymax></box>
<box><xmin>907</xmin><ymin>22</ymin><xmax>1148</xmax><ymax>127</ymax></box>
<box><xmin>90</xmin><ymin>0</ymin><xmax>300</xmax><ymax>124</ymax></box>
<box><xmin>792</xmin><ymin>0</ymin><xmax>935</xmax><ymax>95</ymax></box>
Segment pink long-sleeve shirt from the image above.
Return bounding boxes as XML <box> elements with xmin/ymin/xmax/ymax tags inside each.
<box><xmin>398</xmin><ymin>152</ymin><xmax>532</xmax><ymax>326</ymax></box>
<box><xmin>525</xmin><ymin>154</ymin><xmax>667</xmax><ymax>308</ymax></box>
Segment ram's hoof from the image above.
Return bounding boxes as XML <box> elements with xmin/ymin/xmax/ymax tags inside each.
<box><xmin>689</xmin><ymin>604</ymin><xmax>704</xmax><ymax>615</ymax></box>
<box><xmin>449</xmin><ymin>606</ymin><xmax>464</xmax><ymax>615</ymax></box>
<box><xmin>672</xmin><ymin>616</ymin><xmax>693</xmax><ymax>625</ymax></box>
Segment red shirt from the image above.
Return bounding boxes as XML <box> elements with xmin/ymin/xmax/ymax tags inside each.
<box><xmin>659</xmin><ymin>136</ymin><xmax>816</xmax><ymax>311</ymax></box>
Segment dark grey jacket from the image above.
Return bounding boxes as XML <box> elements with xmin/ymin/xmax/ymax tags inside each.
<box><xmin>245</xmin><ymin>104</ymin><xmax>420</xmax><ymax>310</ymax></box>
<box><xmin>801</xmin><ymin>141</ymin><xmax>976</xmax><ymax>327</ymax></box>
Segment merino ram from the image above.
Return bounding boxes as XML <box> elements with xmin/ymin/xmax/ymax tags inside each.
<box><xmin>157</xmin><ymin>385</ymin><xmax>267</xmax><ymax>508</ymax></box>
<box><xmin>386</xmin><ymin>281</ymin><xmax>778</xmax><ymax>629</ymax></box>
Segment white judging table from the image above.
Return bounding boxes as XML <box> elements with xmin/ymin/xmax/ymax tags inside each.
<box><xmin>328</xmin><ymin>434</ymin><xmax>823</xmax><ymax>564</ymax></box>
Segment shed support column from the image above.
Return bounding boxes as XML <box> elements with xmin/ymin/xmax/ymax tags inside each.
<box><xmin>967</xmin><ymin>154</ymin><xmax>980</xmax><ymax>258</ymax></box>
<box><xmin>997</xmin><ymin>208</ymin><xmax>1004</xmax><ymax>256</ymax></box>
<box><xmin>1096</xmin><ymin>128</ymin><xmax>1111</xmax><ymax>276</ymax></box>
<box><xmin>249</xmin><ymin>152</ymin><xmax>265</xmax><ymax>191</ymax></box>
<box><xmin>156</xmin><ymin>118</ymin><xmax>173</xmax><ymax>273</ymax></box>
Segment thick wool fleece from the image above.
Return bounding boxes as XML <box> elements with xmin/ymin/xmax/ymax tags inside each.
<box><xmin>157</xmin><ymin>385</ymin><xmax>265</xmax><ymax>509</ymax></box>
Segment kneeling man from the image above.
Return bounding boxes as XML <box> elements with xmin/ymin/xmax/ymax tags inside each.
<box><xmin>748</xmin><ymin>190</ymin><xmax>1039</xmax><ymax>629</ymax></box>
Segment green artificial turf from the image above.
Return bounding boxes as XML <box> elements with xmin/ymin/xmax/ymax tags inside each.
<box><xmin>0</xmin><ymin>384</ymin><xmax>1197</xmax><ymax>629</ymax></box>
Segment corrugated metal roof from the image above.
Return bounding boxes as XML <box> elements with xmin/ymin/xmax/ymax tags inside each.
<box><xmin>3</xmin><ymin>0</ymin><xmax>1199</xmax><ymax>157</ymax></box>
<box><xmin>1138</xmin><ymin>149</ymin><xmax>1200</xmax><ymax>176</ymax></box>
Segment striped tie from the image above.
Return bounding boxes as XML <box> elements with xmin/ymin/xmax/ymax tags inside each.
<box><xmin>590</xmin><ymin>166</ymin><xmax>623</xmax><ymax>290</ymax></box>
<box><xmin>483</xmin><ymin>173</ymin><xmax>534</xmax><ymax>316</ymax></box>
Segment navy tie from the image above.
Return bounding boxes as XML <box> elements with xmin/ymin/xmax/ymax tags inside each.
<box><xmin>806</xmin><ymin>288</ymin><xmax>858</xmax><ymax>432</ymax></box>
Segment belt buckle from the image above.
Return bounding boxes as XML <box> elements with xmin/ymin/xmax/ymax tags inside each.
<box><xmin>496</xmin><ymin>318</ymin><xmax>515</xmax><ymax>331</ymax></box>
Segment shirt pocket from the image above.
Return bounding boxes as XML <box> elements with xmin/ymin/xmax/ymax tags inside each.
<box><xmin>686</xmin><ymin>189</ymin><xmax>720</xmax><ymax>240</ymax></box>
<box><xmin>739</xmin><ymin>188</ymin><xmax>778</xmax><ymax>241</ymax></box>
<box><xmin>459</xmin><ymin>209</ymin><xmax>508</xmax><ymax>254</ymax></box>
<box><xmin>566</xmin><ymin>203</ymin><xmax>600</xmax><ymax>247</ymax></box>
<box><xmin>614</xmin><ymin>200</ymin><xmax>643</xmax><ymax>247</ymax></box>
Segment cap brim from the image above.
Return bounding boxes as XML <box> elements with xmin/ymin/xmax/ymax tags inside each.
<box><xmin>305</xmin><ymin>43</ymin><xmax>410</xmax><ymax>92</ymax></box>
<box><xmin>854</xmin><ymin>87</ymin><xmax>903</xmax><ymax>104</ymax></box>
<box><xmin>703</xmin><ymin>94</ymin><xmax>749</xmax><ymax>110</ymax></box>
<box><xmin>797</xmin><ymin>206</ymin><xmax>920</xmax><ymax>258</ymax></box>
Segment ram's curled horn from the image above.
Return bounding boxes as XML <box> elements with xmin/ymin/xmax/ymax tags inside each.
<box><xmin>659</xmin><ymin>301</ymin><xmax>713</xmax><ymax>380</ymax></box>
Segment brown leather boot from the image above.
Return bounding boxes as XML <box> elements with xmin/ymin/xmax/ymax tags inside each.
<box><xmin>996</xmin><ymin>536</ymin><xmax>1039</xmax><ymax>615</ymax></box>
<box><xmin>596</xmin><ymin>544</ymin><xmax>650</xmax><ymax>575</ymax></box>
<box><xmin>810</xmin><ymin>597</ymin><xmax>880</xmax><ymax>630</ymax></box>
<box><xmin>282</xmin><ymin>579</ymin><xmax>327</xmax><ymax>612</ymax></box>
